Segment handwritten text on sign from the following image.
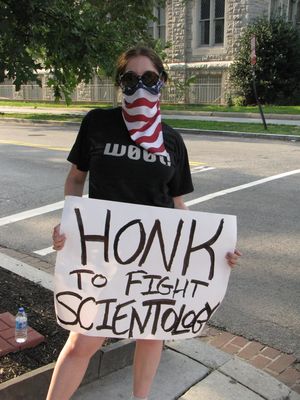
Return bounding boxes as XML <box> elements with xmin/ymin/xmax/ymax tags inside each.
<box><xmin>54</xmin><ymin>196</ymin><xmax>237</xmax><ymax>340</ymax></box>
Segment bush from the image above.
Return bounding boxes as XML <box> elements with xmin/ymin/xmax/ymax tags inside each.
<box><xmin>229</xmin><ymin>18</ymin><xmax>300</xmax><ymax>105</ymax></box>
<box><xmin>232</xmin><ymin>96</ymin><xmax>247</xmax><ymax>107</ymax></box>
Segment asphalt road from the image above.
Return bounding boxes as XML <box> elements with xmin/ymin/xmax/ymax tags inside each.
<box><xmin>0</xmin><ymin>121</ymin><xmax>299</xmax><ymax>358</ymax></box>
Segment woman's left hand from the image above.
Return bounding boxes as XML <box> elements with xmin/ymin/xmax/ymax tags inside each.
<box><xmin>226</xmin><ymin>249</ymin><xmax>242</xmax><ymax>268</ymax></box>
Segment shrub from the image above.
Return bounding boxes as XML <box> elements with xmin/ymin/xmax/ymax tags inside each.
<box><xmin>232</xmin><ymin>95</ymin><xmax>247</xmax><ymax>107</ymax></box>
<box><xmin>229</xmin><ymin>18</ymin><xmax>300</xmax><ymax>105</ymax></box>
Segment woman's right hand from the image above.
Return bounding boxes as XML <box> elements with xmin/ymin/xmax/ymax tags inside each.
<box><xmin>52</xmin><ymin>224</ymin><xmax>66</xmax><ymax>251</ymax></box>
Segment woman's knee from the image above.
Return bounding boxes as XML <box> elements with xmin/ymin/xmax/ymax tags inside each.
<box><xmin>64</xmin><ymin>332</ymin><xmax>105</xmax><ymax>359</ymax></box>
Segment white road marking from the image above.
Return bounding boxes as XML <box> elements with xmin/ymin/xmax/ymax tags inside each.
<box><xmin>0</xmin><ymin>194</ymin><xmax>88</xmax><ymax>227</ymax></box>
<box><xmin>33</xmin><ymin>168</ymin><xmax>300</xmax><ymax>257</ymax></box>
<box><xmin>2</xmin><ymin>169</ymin><xmax>300</xmax><ymax>258</ymax></box>
<box><xmin>0</xmin><ymin>200</ymin><xmax>64</xmax><ymax>227</ymax></box>
<box><xmin>191</xmin><ymin>166</ymin><xmax>216</xmax><ymax>174</ymax></box>
<box><xmin>34</xmin><ymin>246</ymin><xmax>54</xmax><ymax>256</ymax></box>
<box><xmin>186</xmin><ymin>169</ymin><xmax>300</xmax><ymax>207</ymax></box>
<box><xmin>0</xmin><ymin>166</ymin><xmax>215</xmax><ymax>228</ymax></box>
<box><xmin>0</xmin><ymin>252</ymin><xmax>53</xmax><ymax>290</ymax></box>
<box><xmin>33</xmin><ymin>165</ymin><xmax>216</xmax><ymax>257</ymax></box>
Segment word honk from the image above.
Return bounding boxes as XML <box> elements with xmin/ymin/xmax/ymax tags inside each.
<box><xmin>75</xmin><ymin>207</ymin><xmax>224</xmax><ymax>281</ymax></box>
<box><xmin>54</xmin><ymin>196</ymin><xmax>237</xmax><ymax>340</ymax></box>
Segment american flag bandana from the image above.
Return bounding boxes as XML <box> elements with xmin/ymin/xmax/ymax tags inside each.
<box><xmin>122</xmin><ymin>87</ymin><xmax>168</xmax><ymax>157</ymax></box>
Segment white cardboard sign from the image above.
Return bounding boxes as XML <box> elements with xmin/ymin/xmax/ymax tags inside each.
<box><xmin>54</xmin><ymin>196</ymin><xmax>237</xmax><ymax>340</ymax></box>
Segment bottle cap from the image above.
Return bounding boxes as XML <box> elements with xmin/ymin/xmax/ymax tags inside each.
<box><xmin>19</xmin><ymin>307</ymin><xmax>24</xmax><ymax>312</ymax></box>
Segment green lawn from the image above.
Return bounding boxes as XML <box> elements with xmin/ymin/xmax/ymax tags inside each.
<box><xmin>161</xmin><ymin>104</ymin><xmax>300</xmax><ymax>115</ymax></box>
<box><xmin>0</xmin><ymin>113</ymin><xmax>83</xmax><ymax>122</ymax></box>
<box><xmin>0</xmin><ymin>100</ymin><xmax>300</xmax><ymax>115</ymax></box>
<box><xmin>1</xmin><ymin>112</ymin><xmax>299</xmax><ymax>136</ymax></box>
<box><xmin>165</xmin><ymin>119</ymin><xmax>300</xmax><ymax>136</ymax></box>
<box><xmin>0</xmin><ymin>100</ymin><xmax>110</xmax><ymax>109</ymax></box>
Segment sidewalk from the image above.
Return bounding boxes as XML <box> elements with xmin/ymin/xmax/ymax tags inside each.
<box><xmin>73</xmin><ymin>338</ymin><xmax>300</xmax><ymax>400</ymax></box>
<box><xmin>0</xmin><ymin>249</ymin><xmax>300</xmax><ymax>399</ymax></box>
<box><xmin>1</xmin><ymin>105</ymin><xmax>300</xmax><ymax>125</ymax></box>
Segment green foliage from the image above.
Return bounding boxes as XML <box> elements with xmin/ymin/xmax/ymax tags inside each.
<box><xmin>0</xmin><ymin>0</ymin><xmax>167</xmax><ymax>103</ymax></box>
<box><xmin>231</xmin><ymin>96</ymin><xmax>247</xmax><ymax>107</ymax></box>
<box><xmin>229</xmin><ymin>18</ymin><xmax>300</xmax><ymax>105</ymax></box>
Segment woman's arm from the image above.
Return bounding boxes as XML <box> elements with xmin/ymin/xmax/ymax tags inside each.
<box><xmin>173</xmin><ymin>196</ymin><xmax>189</xmax><ymax>210</ymax></box>
<box><xmin>53</xmin><ymin>164</ymin><xmax>87</xmax><ymax>251</ymax></box>
<box><xmin>64</xmin><ymin>164</ymin><xmax>88</xmax><ymax>196</ymax></box>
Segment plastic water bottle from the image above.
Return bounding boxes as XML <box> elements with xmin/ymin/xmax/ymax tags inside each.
<box><xmin>15</xmin><ymin>307</ymin><xmax>28</xmax><ymax>343</ymax></box>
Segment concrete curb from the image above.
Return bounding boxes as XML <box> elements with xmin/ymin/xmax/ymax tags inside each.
<box><xmin>0</xmin><ymin>338</ymin><xmax>135</xmax><ymax>400</ymax></box>
<box><xmin>176</xmin><ymin>127</ymin><xmax>300</xmax><ymax>141</ymax></box>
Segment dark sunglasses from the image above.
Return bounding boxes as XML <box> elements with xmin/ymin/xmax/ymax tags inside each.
<box><xmin>119</xmin><ymin>70</ymin><xmax>162</xmax><ymax>89</ymax></box>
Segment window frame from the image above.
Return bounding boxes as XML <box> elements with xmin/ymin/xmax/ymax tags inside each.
<box><xmin>199</xmin><ymin>0</ymin><xmax>225</xmax><ymax>47</ymax></box>
<box><xmin>192</xmin><ymin>0</ymin><xmax>227</xmax><ymax>55</ymax></box>
<box><xmin>148</xmin><ymin>6</ymin><xmax>167</xmax><ymax>45</ymax></box>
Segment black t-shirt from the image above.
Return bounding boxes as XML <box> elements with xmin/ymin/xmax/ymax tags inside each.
<box><xmin>67</xmin><ymin>107</ymin><xmax>194</xmax><ymax>208</ymax></box>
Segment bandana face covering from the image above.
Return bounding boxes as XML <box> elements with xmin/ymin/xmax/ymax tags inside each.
<box><xmin>120</xmin><ymin>72</ymin><xmax>168</xmax><ymax>157</ymax></box>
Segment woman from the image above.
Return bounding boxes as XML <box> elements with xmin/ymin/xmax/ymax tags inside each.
<box><xmin>47</xmin><ymin>46</ymin><xmax>241</xmax><ymax>400</ymax></box>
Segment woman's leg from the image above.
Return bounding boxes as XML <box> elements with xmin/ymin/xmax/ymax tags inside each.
<box><xmin>46</xmin><ymin>332</ymin><xmax>105</xmax><ymax>400</ymax></box>
<box><xmin>132</xmin><ymin>339</ymin><xmax>164</xmax><ymax>399</ymax></box>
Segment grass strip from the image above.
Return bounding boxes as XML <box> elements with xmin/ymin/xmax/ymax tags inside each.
<box><xmin>0</xmin><ymin>100</ymin><xmax>110</xmax><ymax>109</ymax></box>
<box><xmin>0</xmin><ymin>100</ymin><xmax>300</xmax><ymax>115</ymax></box>
<box><xmin>0</xmin><ymin>113</ymin><xmax>83</xmax><ymax>122</ymax></box>
<box><xmin>161</xmin><ymin>104</ymin><xmax>300</xmax><ymax>115</ymax></box>
<box><xmin>165</xmin><ymin>119</ymin><xmax>300</xmax><ymax>136</ymax></box>
<box><xmin>1</xmin><ymin>113</ymin><xmax>299</xmax><ymax>136</ymax></box>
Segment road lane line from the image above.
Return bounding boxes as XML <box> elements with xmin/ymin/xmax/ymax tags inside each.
<box><xmin>0</xmin><ymin>162</ymin><xmax>210</xmax><ymax>228</ymax></box>
<box><xmin>0</xmin><ymin>252</ymin><xmax>53</xmax><ymax>290</ymax></box>
<box><xmin>33</xmin><ymin>246</ymin><xmax>54</xmax><ymax>256</ymax></box>
<box><xmin>189</xmin><ymin>161</ymin><xmax>206</xmax><ymax>166</ymax></box>
<box><xmin>0</xmin><ymin>200</ymin><xmax>65</xmax><ymax>227</ymax></box>
<box><xmin>186</xmin><ymin>169</ymin><xmax>300</xmax><ymax>207</ymax></box>
<box><xmin>2</xmin><ymin>170</ymin><xmax>299</xmax><ymax>229</ymax></box>
<box><xmin>2</xmin><ymin>170</ymin><xmax>299</xmax><ymax>288</ymax></box>
<box><xmin>0</xmin><ymin>139</ymin><xmax>70</xmax><ymax>152</ymax></box>
<box><xmin>2</xmin><ymin>169</ymin><xmax>300</xmax><ymax>257</ymax></box>
<box><xmin>191</xmin><ymin>166</ymin><xmax>216</xmax><ymax>174</ymax></box>
<box><xmin>33</xmin><ymin>165</ymin><xmax>216</xmax><ymax>257</ymax></box>
<box><xmin>32</xmin><ymin>169</ymin><xmax>300</xmax><ymax>257</ymax></box>
<box><xmin>0</xmin><ymin>194</ymin><xmax>89</xmax><ymax>227</ymax></box>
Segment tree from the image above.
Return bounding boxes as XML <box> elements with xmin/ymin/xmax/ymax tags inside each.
<box><xmin>0</xmin><ymin>0</ymin><xmax>165</xmax><ymax>103</ymax></box>
<box><xmin>229</xmin><ymin>18</ymin><xmax>300</xmax><ymax>105</ymax></box>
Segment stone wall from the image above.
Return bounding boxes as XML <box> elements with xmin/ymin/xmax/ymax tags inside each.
<box><xmin>163</xmin><ymin>0</ymin><xmax>273</xmax><ymax>103</ymax></box>
<box><xmin>165</xmin><ymin>0</ymin><xmax>187</xmax><ymax>63</ymax></box>
<box><xmin>164</xmin><ymin>0</ymin><xmax>273</xmax><ymax>62</ymax></box>
<box><xmin>227</xmin><ymin>0</ymin><xmax>270</xmax><ymax>57</ymax></box>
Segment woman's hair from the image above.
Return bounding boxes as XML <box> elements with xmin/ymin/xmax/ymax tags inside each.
<box><xmin>115</xmin><ymin>46</ymin><xmax>168</xmax><ymax>86</ymax></box>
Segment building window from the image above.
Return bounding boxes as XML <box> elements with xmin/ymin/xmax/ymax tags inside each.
<box><xmin>148</xmin><ymin>6</ymin><xmax>166</xmax><ymax>45</ymax></box>
<box><xmin>270</xmin><ymin>0</ymin><xmax>293</xmax><ymax>19</ymax></box>
<box><xmin>296</xmin><ymin>1</ymin><xmax>300</xmax><ymax>28</ymax></box>
<box><xmin>270</xmin><ymin>0</ymin><xmax>281</xmax><ymax>18</ymax></box>
<box><xmin>199</xmin><ymin>0</ymin><xmax>225</xmax><ymax>46</ymax></box>
<box><xmin>288</xmin><ymin>0</ymin><xmax>299</xmax><ymax>22</ymax></box>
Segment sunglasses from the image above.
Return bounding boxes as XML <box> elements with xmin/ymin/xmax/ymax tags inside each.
<box><xmin>119</xmin><ymin>70</ymin><xmax>162</xmax><ymax>90</ymax></box>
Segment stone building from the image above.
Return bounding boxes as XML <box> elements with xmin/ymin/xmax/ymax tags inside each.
<box><xmin>150</xmin><ymin>0</ymin><xmax>300</xmax><ymax>104</ymax></box>
<box><xmin>1</xmin><ymin>0</ymin><xmax>300</xmax><ymax>104</ymax></box>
